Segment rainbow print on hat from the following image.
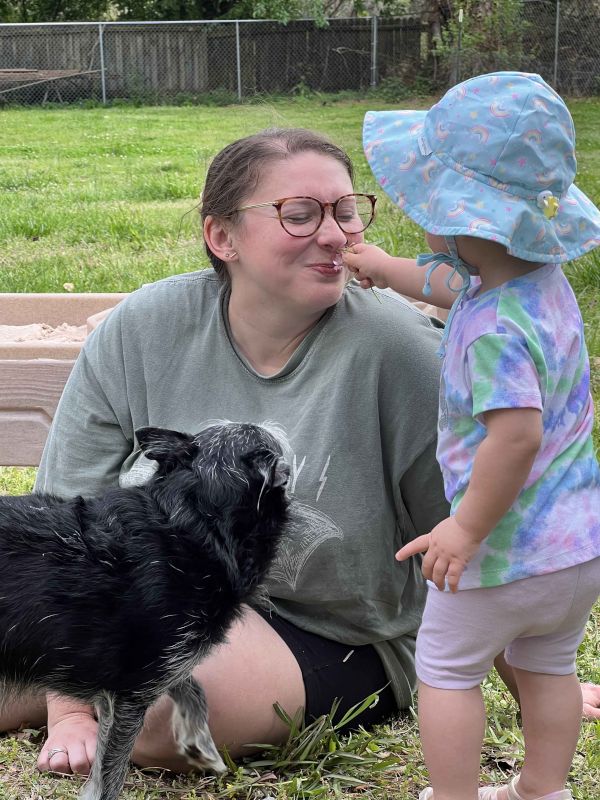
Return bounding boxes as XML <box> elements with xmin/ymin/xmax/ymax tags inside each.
<box><xmin>363</xmin><ymin>71</ymin><xmax>600</xmax><ymax>263</ymax></box>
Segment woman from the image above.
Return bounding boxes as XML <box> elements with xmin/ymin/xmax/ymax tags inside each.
<box><xmin>1</xmin><ymin>128</ymin><xmax>596</xmax><ymax>777</ymax></box>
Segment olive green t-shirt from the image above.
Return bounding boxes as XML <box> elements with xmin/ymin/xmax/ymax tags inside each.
<box><xmin>36</xmin><ymin>269</ymin><xmax>448</xmax><ymax>709</ymax></box>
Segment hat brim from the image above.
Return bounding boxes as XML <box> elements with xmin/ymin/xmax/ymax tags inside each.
<box><xmin>364</xmin><ymin>110</ymin><xmax>600</xmax><ymax>264</ymax></box>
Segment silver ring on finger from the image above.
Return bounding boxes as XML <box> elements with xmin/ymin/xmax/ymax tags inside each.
<box><xmin>48</xmin><ymin>747</ymin><xmax>68</xmax><ymax>760</ymax></box>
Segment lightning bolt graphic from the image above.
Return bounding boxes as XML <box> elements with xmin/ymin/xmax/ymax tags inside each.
<box><xmin>290</xmin><ymin>454</ymin><xmax>306</xmax><ymax>495</ymax></box>
<box><xmin>316</xmin><ymin>455</ymin><xmax>331</xmax><ymax>502</ymax></box>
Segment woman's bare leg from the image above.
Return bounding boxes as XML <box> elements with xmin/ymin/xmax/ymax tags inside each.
<box><xmin>2</xmin><ymin>607</ymin><xmax>303</xmax><ymax>776</ymax></box>
<box><xmin>0</xmin><ymin>689</ymin><xmax>47</xmax><ymax>731</ymax></box>
<box><xmin>132</xmin><ymin>607</ymin><xmax>305</xmax><ymax>771</ymax></box>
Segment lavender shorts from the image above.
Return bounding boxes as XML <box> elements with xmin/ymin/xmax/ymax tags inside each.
<box><xmin>416</xmin><ymin>557</ymin><xmax>600</xmax><ymax>690</ymax></box>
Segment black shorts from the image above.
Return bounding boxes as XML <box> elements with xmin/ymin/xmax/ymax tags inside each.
<box><xmin>256</xmin><ymin>608</ymin><xmax>399</xmax><ymax>733</ymax></box>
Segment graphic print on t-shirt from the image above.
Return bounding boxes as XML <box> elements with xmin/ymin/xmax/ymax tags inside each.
<box><xmin>268</xmin><ymin>451</ymin><xmax>344</xmax><ymax>590</ymax></box>
<box><xmin>268</xmin><ymin>501</ymin><xmax>343</xmax><ymax>590</ymax></box>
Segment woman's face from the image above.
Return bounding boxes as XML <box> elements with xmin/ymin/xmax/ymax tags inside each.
<box><xmin>227</xmin><ymin>151</ymin><xmax>363</xmax><ymax>316</ymax></box>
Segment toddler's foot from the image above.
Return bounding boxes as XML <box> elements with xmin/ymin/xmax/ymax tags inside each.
<box><xmin>417</xmin><ymin>777</ymin><xmax>572</xmax><ymax>800</ymax></box>
<box><xmin>479</xmin><ymin>775</ymin><xmax>573</xmax><ymax>800</ymax></box>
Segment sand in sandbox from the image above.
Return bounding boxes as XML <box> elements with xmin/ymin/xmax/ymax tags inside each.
<box><xmin>0</xmin><ymin>322</ymin><xmax>88</xmax><ymax>344</ymax></box>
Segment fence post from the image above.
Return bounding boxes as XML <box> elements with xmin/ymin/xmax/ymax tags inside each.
<box><xmin>98</xmin><ymin>23</ymin><xmax>107</xmax><ymax>105</ymax></box>
<box><xmin>370</xmin><ymin>15</ymin><xmax>378</xmax><ymax>88</ymax></box>
<box><xmin>235</xmin><ymin>21</ymin><xmax>242</xmax><ymax>101</ymax></box>
<box><xmin>553</xmin><ymin>0</ymin><xmax>560</xmax><ymax>88</ymax></box>
<box><xmin>456</xmin><ymin>7</ymin><xmax>464</xmax><ymax>84</ymax></box>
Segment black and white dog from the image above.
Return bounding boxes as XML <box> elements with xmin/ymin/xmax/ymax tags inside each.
<box><xmin>0</xmin><ymin>421</ymin><xmax>290</xmax><ymax>800</ymax></box>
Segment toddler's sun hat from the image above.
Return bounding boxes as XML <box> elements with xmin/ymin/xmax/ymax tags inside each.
<box><xmin>363</xmin><ymin>71</ymin><xmax>600</xmax><ymax>263</ymax></box>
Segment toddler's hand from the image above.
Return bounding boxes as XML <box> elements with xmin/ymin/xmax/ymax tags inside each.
<box><xmin>342</xmin><ymin>243</ymin><xmax>393</xmax><ymax>290</ymax></box>
<box><xmin>395</xmin><ymin>517</ymin><xmax>481</xmax><ymax>592</ymax></box>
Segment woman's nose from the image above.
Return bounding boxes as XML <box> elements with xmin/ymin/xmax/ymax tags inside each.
<box><xmin>316</xmin><ymin>209</ymin><xmax>347</xmax><ymax>247</ymax></box>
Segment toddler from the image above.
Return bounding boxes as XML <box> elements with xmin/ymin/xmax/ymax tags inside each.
<box><xmin>343</xmin><ymin>72</ymin><xmax>600</xmax><ymax>800</ymax></box>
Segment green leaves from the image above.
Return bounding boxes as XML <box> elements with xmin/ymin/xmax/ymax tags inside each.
<box><xmin>231</xmin><ymin>692</ymin><xmax>402</xmax><ymax>796</ymax></box>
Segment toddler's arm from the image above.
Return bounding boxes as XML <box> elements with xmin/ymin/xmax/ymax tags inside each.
<box><xmin>454</xmin><ymin>406</ymin><xmax>543</xmax><ymax>540</ymax></box>
<box><xmin>342</xmin><ymin>243</ymin><xmax>456</xmax><ymax>309</ymax></box>
<box><xmin>397</xmin><ymin>406</ymin><xmax>543</xmax><ymax>591</ymax></box>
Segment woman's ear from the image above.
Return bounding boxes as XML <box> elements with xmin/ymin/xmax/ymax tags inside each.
<box><xmin>204</xmin><ymin>215</ymin><xmax>237</xmax><ymax>262</ymax></box>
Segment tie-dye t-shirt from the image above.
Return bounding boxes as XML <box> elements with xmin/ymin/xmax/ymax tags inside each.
<box><xmin>437</xmin><ymin>262</ymin><xmax>600</xmax><ymax>590</ymax></box>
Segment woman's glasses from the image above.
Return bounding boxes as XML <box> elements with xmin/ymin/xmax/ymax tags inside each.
<box><xmin>237</xmin><ymin>193</ymin><xmax>377</xmax><ymax>237</ymax></box>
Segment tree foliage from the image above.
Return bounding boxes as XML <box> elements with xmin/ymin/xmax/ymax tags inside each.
<box><xmin>114</xmin><ymin>0</ymin><xmax>236</xmax><ymax>21</ymax></box>
<box><xmin>435</xmin><ymin>0</ymin><xmax>527</xmax><ymax>84</ymax></box>
<box><xmin>226</xmin><ymin>1</ymin><xmax>366</xmax><ymax>24</ymax></box>
<box><xmin>0</xmin><ymin>0</ymin><xmax>110</xmax><ymax>22</ymax></box>
<box><xmin>0</xmin><ymin>0</ymin><xmax>414</xmax><ymax>23</ymax></box>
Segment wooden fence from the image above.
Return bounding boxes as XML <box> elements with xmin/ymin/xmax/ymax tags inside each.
<box><xmin>0</xmin><ymin>17</ymin><xmax>422</xmax><ymax>104</ymax></box>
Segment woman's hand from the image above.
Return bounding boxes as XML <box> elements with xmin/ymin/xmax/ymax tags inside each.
<box><xmin>396</xmin><ymin>516</ymin><xmax>481</xmax><ymax>592</ymax></box>
<box><xmin>38</xmin><ymin>697</ymin><xmax>97</xmax><ymax>775</ymax></box>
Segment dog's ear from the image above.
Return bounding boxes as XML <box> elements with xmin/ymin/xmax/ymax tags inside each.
<box><xmin>135</xmin><ymin>427</ymin><xmax>198</xmax><ymax>469</ymax></box>
<box><xmin>242</xmin><ymin>448</ymin><xmax>289</xmax><ymax>488</ymax></box>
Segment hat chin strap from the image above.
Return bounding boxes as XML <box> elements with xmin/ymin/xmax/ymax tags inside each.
<box><xmin>416</xmin><ymin>236</ymin><xmax>477</xmax><ymax>357</ymax></box>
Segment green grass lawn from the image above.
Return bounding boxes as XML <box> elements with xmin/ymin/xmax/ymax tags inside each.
<box><xmin>0</xmin><ymin>96</ymin><xmax>599</xmax><ymax>799</ymax></box>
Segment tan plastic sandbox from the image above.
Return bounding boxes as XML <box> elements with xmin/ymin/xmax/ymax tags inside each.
<box><xmin>0</xmin><ymin>293</ymin><xmax>127</xmax><ymax>467</ymax></box>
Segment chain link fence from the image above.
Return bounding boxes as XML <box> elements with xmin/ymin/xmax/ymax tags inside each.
<box><xmin>521</xmin><ymin>0</ymin><xmax>600</xmax><ymax>95</ymax></box>
<box><xmin>0</xmin><ymin>17</ymin><xmax>421</xmax><ymax>105</ymax></box>
<box><xmin>443</xmin><ymin>1</ymin><xmax>600</xmax><ymax>95</ymax></box>
<box><xmin>0</xmin><ymin>3</ymin><xmax>598</xmax><ymax>105</ymax></box>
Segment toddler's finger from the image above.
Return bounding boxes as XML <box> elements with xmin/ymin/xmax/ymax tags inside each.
<box><xmin>446</xmin><ymin>565</ymin><xmax>462</xmax><ymax>593</ymax></box>
<box><xmin>431</xmin><ymin>558</ymin><xmax>449</xmax><ymax>591</ymax></box>
<box><xmin>421</xmin><ymin>551</ymin><xmax>435</xmax><ymax>582</ymax></box>
<box><xmin>396</xmin><ymin>533</ymin><xmax>430</xmax><ymax>561</ymax></box>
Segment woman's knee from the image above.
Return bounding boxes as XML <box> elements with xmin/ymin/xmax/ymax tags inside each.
<box><xmin>132</xmin><ymin>610</ymin><xmax>306</xmax><ymax>769</ymax></box>
<box><xmin>0</xmin><ymin>692</ymin><xmax>47</xmax><ymax>733</ymax></box>
<box><xmin>132</xmin><ymin>695</ymin><xmax>189</xmax><ymax>771</ymax></box>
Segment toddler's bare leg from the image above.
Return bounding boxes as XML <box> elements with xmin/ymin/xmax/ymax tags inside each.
<box><xmin>512</xmin><ymin>669</ymin><xmax>581</xmax><ymax>799</ymax></box>
<box><xmin>418</xmin><ymin>681</ymin><xmax>484</xmax><ymax>800</ymax></box>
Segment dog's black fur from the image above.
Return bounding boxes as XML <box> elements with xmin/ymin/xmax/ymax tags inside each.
<box><xmin>0</xmin><ymin>422</ymin><xmax>290</xmax><ymax>800</ymax></box>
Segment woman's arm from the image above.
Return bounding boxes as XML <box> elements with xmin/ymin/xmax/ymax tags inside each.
<box><xmin>36</xmin><ymin>316</ymin><xmax>133</xmax><ymax>498</ymax></box>
<box><xmin>35</xmin><ymin>312</ymin><xmax>133</xmax><ymax>773</ymax></box>
<box><xmin>399</xmin><ymin>439</ymin><xmax>450</xmax><ymax>537</ymax></box>
<box><xmin>37</xmin><ymin>694</ymin><xmax>97</xmax><ymax>776</ymax></box>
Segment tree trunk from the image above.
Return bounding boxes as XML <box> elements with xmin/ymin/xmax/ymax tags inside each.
<box><xmin>422</xmin><ymin>1</ymin><xmax>452</xmax><ymax>83</ymax></box>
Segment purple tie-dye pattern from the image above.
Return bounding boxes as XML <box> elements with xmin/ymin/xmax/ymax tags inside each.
<box><xmin>437</xmin><ymin>263</ymin><xmax>600</xmax><ymax>589</ymax></box>
<box><xmin>545</xmin><ymin>406</ymin><xmax>567</xmax><ymax>434</ymax></box>
<box><xmin>566</xmin><ymin>370</ymin><xmax>591</xmax><ymax>414</ymax></box>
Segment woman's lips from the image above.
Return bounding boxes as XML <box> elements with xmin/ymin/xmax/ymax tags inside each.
<box><xmin>310</xmin><ymin>258</ymin><xmax>344</xmax><ymax>274</ymax></box>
